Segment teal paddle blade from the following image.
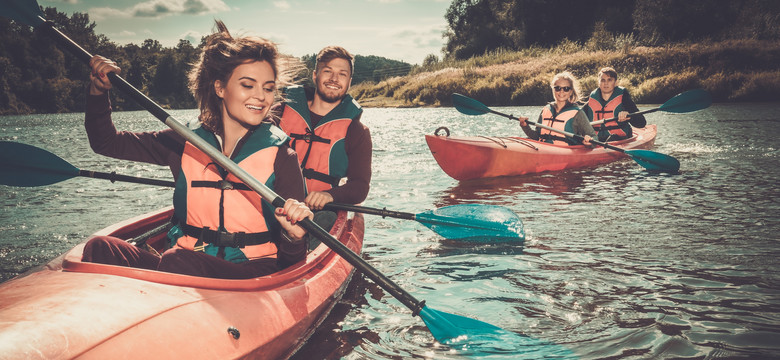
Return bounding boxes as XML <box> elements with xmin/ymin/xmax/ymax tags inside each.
<box><xmin>3</xmin><ymin>0</ymin><xmax>46</xmax><ymax>27</ymax></box>
<box><xmin>659</xmin><ymin>89</ymin><xmax>712</xmax><ymax>114</ymax></box>
<box><xmin>416</xmin><ymin>204</ymin><xmax>524</xmax><ymax>241</ymax></box>
<box><xmin>419</xmin><ymin>306</ymin><xmax>578</xmax><ymax>358</ymax></box>
<box><xmin>0</xmin><ymin>141</ymin><xmax>80</xmax><ymax>187</ymax></box>
<box><xmin>452</xmin><ymin>93</ymin><xmax>491</xmax><ymax>115</ymax></box>
<box><xmin>625</xmin><ymin>149</ymin><xmax>680</xmax><ymax>173</ymax></box>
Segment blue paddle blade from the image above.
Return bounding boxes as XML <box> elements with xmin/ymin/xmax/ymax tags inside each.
<box><xmin>416</xmin><ymin>204</ymin><xmax>524</xmax><ymax>241</ymax></box>
<box><xmin>0</xmin><ymin>141</ymin><xmax>80</xmax><ymax>187</ymax></box>
<box><xmin>419</xmin><ymin>306</ymin><xmax>578</xmax><ymax>358</ymax></box>
<box><xmin>659</xmin><ymin>89</ymin><xmax>712</xmax><ymax>113</ymax></box>
<box><xmin>3</xmin><ymin>0</ymin><xmax>46</xmax><ymax>27</ymax></box>
<box><xmin>625</xmin><ymin>149</ymin><xmax>680</xmax><ymax>173</ymax></box>
<box><xmin>452</xmin><ymin>93</ymin><xmax>491</xmax><ymax>115</ymax></box>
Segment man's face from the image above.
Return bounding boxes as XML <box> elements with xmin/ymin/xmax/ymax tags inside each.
<box><xmin>313</xmin><ymin>58</ymin><xmax>352</xmax><ymax>103</ymax></box>
<box><xmin>599</xmin><ymin>73</ymin><xmax>617</xmax><ymax>96</ymax></box>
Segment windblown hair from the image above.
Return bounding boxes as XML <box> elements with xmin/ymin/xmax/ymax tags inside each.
<box><xmin>188</xmin><ymin>20</ymin><xmax>302</xmax><ymax>133</ymax></box>
<box><xmin>315</xmin><ymin>45</ymin><xmax>354</xmax><ymax>76</ymax></box>
<box><xmin>598</xmin><ymin>67</ymin><xmax>618</xmax><ymax>80</ymax></box>
<box><xmin>550</xmin><ymin>71</ymin><xmax>584</xmax><ymax>105</ymax></box>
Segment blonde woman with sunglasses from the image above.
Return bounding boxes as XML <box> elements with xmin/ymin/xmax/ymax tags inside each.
<box><xmin>519</xmin><ymin>71</ymin><xmax>596</xmax><ymax>146</ymax></box>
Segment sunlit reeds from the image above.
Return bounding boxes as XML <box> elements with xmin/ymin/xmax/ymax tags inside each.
<box><xmin>350</xmin><ymin>39</ymin><xmax>780</xmax><ymax>107</ymax></box>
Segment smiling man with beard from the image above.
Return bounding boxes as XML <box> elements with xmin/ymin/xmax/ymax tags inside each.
<box><xmin>274</xmin><ymin>46</ymin><xmax>372</xmax><ymax>234</ymax></box>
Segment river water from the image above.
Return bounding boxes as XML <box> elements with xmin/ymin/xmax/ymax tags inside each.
<box><xmin>1</xmin><ymin>103</ymin><xmax>778</xmax><ymax>359</ymax></box>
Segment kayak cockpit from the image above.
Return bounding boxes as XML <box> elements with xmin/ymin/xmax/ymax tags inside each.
<box><xmin>60</xmin><ymin>207</ymin><xmax>355</xmax><ymax>291</ymax></box>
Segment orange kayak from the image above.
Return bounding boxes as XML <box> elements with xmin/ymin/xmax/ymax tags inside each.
<box><xmin>426</xmin><ymin>125</ymin><xmax>658</xmax><ymax>180</ymax></box>
<box><xmin>0</xmin><ymin>207</ymin><xmax>364</xmax><ymax>359</ymax></box>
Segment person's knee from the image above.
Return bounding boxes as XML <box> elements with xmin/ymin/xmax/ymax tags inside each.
<box><xmin>158</xmin><ymin>248</ymin><xmax>200</xmax><ymax>275</ymax></box>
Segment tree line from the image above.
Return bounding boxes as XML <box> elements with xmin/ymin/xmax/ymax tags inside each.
<box><xmin>0</xmin><ymin>7</ymin><xmax>412</xmax><ymax>115</ymax></box>
<box><xmin>442</xmin><ymin>0</ymin><xmax>780</xmax><ymax>60</ymax></box>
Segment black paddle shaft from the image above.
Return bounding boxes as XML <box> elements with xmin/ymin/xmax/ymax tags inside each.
<box><xmin>79</xmin><ymin>170</ymin><xmax>175</xmax><ymax>187</ymax></box>
<box><xmin>324</xmin><ymin>203</ymin><xmax>417</xmax><ymax>220</ymax></box>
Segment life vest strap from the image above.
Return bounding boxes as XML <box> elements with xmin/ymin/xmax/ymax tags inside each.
<box><xmin>302</xmin><ymin>168</ymin><xmax>342</xmax><ymax>187</ymax></box>
<box><xmin>181</xmin><ymin>223</ymin><xmax>272</xmax><ymax>248</ymax></box>
<box><xmin>191</xmin><ymin>180</ymin><xmax>251</xmax><ymax>191</ymax></box>
<box><xmin>290</xmin><ymin>131</ymin><xmax>331</xmax><ymax>144</ymax></box>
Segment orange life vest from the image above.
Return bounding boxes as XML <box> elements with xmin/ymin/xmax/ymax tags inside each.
<box><xmin>171</xmin><ymin>124</ymin><xmax>287</xmax><ymax>263</ymax></box>
<box><xmin>278</xmin><ymin>86</ymin><xmax>362</xmax><ymax>194</ymax></box>
<box><xmin>538</xmin><ymin>103</ymin><xmax>579</xmax><ymax>145</ymax></box>
<box><xmin>586</xmin><ymin>87</ymin><xmax>631</xmax><ymax>140</ymax></box>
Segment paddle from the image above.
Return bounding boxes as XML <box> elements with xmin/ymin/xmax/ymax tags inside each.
<box><xmin>3</xmin><ymin>1</ymin><xmax>531</xmax><ymax>348</ymax></box>
<box><xmin>324</xmin><ymin>202</ymin><xmax>524</xmax><ymax>241</ymax></box>
<box><xmin>0</xmin><ymin>141</ymin><xmax>175</xmax><ymax>188</ymax></box>
<box><xmin>0</xmin><ymin>141</ymin><xmax>523</xmax><ymax>241</ymax></box>
<box><xmin>452</xmin><ymin>93</ymin><xmax>681</xmax><ymax>173</ymax></box>
<box><xmin>590</xmin><ymin>89</ymin><xmax>712</xmax><ymax>126</ymax></box>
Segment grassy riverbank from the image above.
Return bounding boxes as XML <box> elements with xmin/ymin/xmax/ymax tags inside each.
<box><xmin>351</xmin><ymin>39</ymin><xmax>780</xmax><ymax>107</ymax></box>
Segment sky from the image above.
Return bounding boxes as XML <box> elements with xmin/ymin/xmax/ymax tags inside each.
<box><xmin>38</xmin><ymin>0</ymin><xmax>452</xmax><ymax>65</ymax></box>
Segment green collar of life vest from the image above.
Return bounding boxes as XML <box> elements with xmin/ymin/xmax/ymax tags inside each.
<box><xmin>283</xmin><ymin>85</ymin><xmax>362</xmax><ymax>129</ymax></box>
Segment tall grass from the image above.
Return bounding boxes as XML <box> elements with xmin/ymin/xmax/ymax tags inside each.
<box><xmin>350</xmin><ymin>39</ymin><xmax>780</xmax><ymax>107</ymax></box>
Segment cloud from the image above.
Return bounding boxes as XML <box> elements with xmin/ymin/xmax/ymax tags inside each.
<box><xmin>179</xmin><ymin>30</ymin><xmax>204</xmax><ymax>45</ymax></box>
<box><xmin>274</xmin><ymin>1</ymin><xmax>291</xmax><ymax>10</ymax></box>
<box><xmin>131</xmin><ymin>0</ymin><xmax>229</xmax><ymax>18</ymax></box>
<box><xmin>88</xmin><ymin>7</ymin><xmax>131</xmax><ymax>21</ymax></box>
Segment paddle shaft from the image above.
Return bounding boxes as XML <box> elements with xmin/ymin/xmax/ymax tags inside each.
<box><xmin>324</xmin><ymin>203</ymin><xmax>416</xmax><ymax>220</ymax></box>
<box><xmin>78</xmin><ymin>169</ymin><xmax>175</xmax><ymax>187</ymax></box>
<box><xmin>590</xmin><ymin>108</ymin><xmax>659</xmax><ymax>126</ymax></box>
<box><xmin>36</xmin><ymin>17</ymin><xmax>428</xmax><ymax>317</ymax></box>
<box><xmin>487</xmin><ymin>108</ymin><xmax>629</xmax><ymax>154</ymax></box>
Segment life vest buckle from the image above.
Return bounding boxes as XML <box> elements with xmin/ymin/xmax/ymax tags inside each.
<box><xmin>218</xmin><ymin>180</ymin><xmax>234</xmax><ymax>190</ymax></box>
<box><xmin>199</xmin><ymin>228</ymin><xmax>247</xmax><ymax>248</ymax></box>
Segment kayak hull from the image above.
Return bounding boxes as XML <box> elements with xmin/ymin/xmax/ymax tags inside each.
<box><xmin>425</xmin><ymin>125</ymin><xmax>657</xmax><ymax>180</ymax></box>
<box><xmin>0</xmin><ymin>207</ymin><xmax>364</xmax><ymax>360</ymax></box>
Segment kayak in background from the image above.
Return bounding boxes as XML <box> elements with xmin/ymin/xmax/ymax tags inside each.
<box><xmin>426</xmin><ymin>125</ymin><xmax>657</xmax><ymax>181</ymax></box>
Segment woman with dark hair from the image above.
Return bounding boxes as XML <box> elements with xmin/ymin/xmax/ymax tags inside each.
<box><xmin>81</xmin><ymin>21</ymin><xmax>312</xmax><ymax>279</ymax></box>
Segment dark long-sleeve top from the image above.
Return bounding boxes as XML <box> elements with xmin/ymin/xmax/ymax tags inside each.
<box><xmin>620</xmin><ymin>91</ymin><xmax>646</xmax><ymax>128</ymax></box>
<box><xmin>85</xmin><ymin>92</ymin><xmax>307</xmax><ymax>266</ymax></box>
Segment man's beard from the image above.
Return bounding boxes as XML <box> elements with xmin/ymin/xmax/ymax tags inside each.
<box><xmin>316</xmin><ymin>82</ymin><xmax>346</xmax><ymax>103</ymax></box>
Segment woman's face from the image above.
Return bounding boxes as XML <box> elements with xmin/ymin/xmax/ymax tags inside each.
<box><xmin>215</xmin><ymin>60</ymin><xmax>276</xmax><ymax>129</ymax></box>
<box><xmin>552</xmin><ymin>78</ymin><xmax>573</xmax><ymax>103</ymax></box>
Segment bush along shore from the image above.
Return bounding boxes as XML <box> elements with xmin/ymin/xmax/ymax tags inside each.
<box><xmin>350</xmin><ymin>39</ymin><xmax>780</xmax><ymax>108</ymax></box>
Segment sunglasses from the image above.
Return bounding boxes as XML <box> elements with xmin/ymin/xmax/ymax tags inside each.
<box><xmin>553</xmin><ymin>86</ymin><xmax>572</xmax><ymax>92</ymax></box>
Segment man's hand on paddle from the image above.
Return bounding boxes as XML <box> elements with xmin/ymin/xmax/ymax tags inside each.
<box><xmin>517</xmin><ymin>116</ymin><xmax>530</xmax><ymax>127</ymax></box>
<box><xmin>305</xmin><ymin>191</ymin><xmax>334</xmax><ymax>211</ymax></box>
<box><xmin>617</xmin><ymin>111</ymin><xmax>630</xmax><ymax>122</ymax></box>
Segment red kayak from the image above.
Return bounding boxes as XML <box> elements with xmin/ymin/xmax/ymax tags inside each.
<box><xmin>0</xmin><ymin>207</ymin><xmax>364</xmax><ymax>359</ymax></box>
<box><xmin>426</xmin><ymin>124</ymin><xmax>657</xmax><ymax>180</ymax></box>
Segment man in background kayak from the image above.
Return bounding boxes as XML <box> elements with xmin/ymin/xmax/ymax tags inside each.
<box><xmin>582</xmin><ymin>67</ymin><xmax>646</xmax><ymax>142</ymax></box>
<box><xmin>273</xmin><ymin>46</ymin><xmax>372</xmax><ymax>232</ymax></box>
